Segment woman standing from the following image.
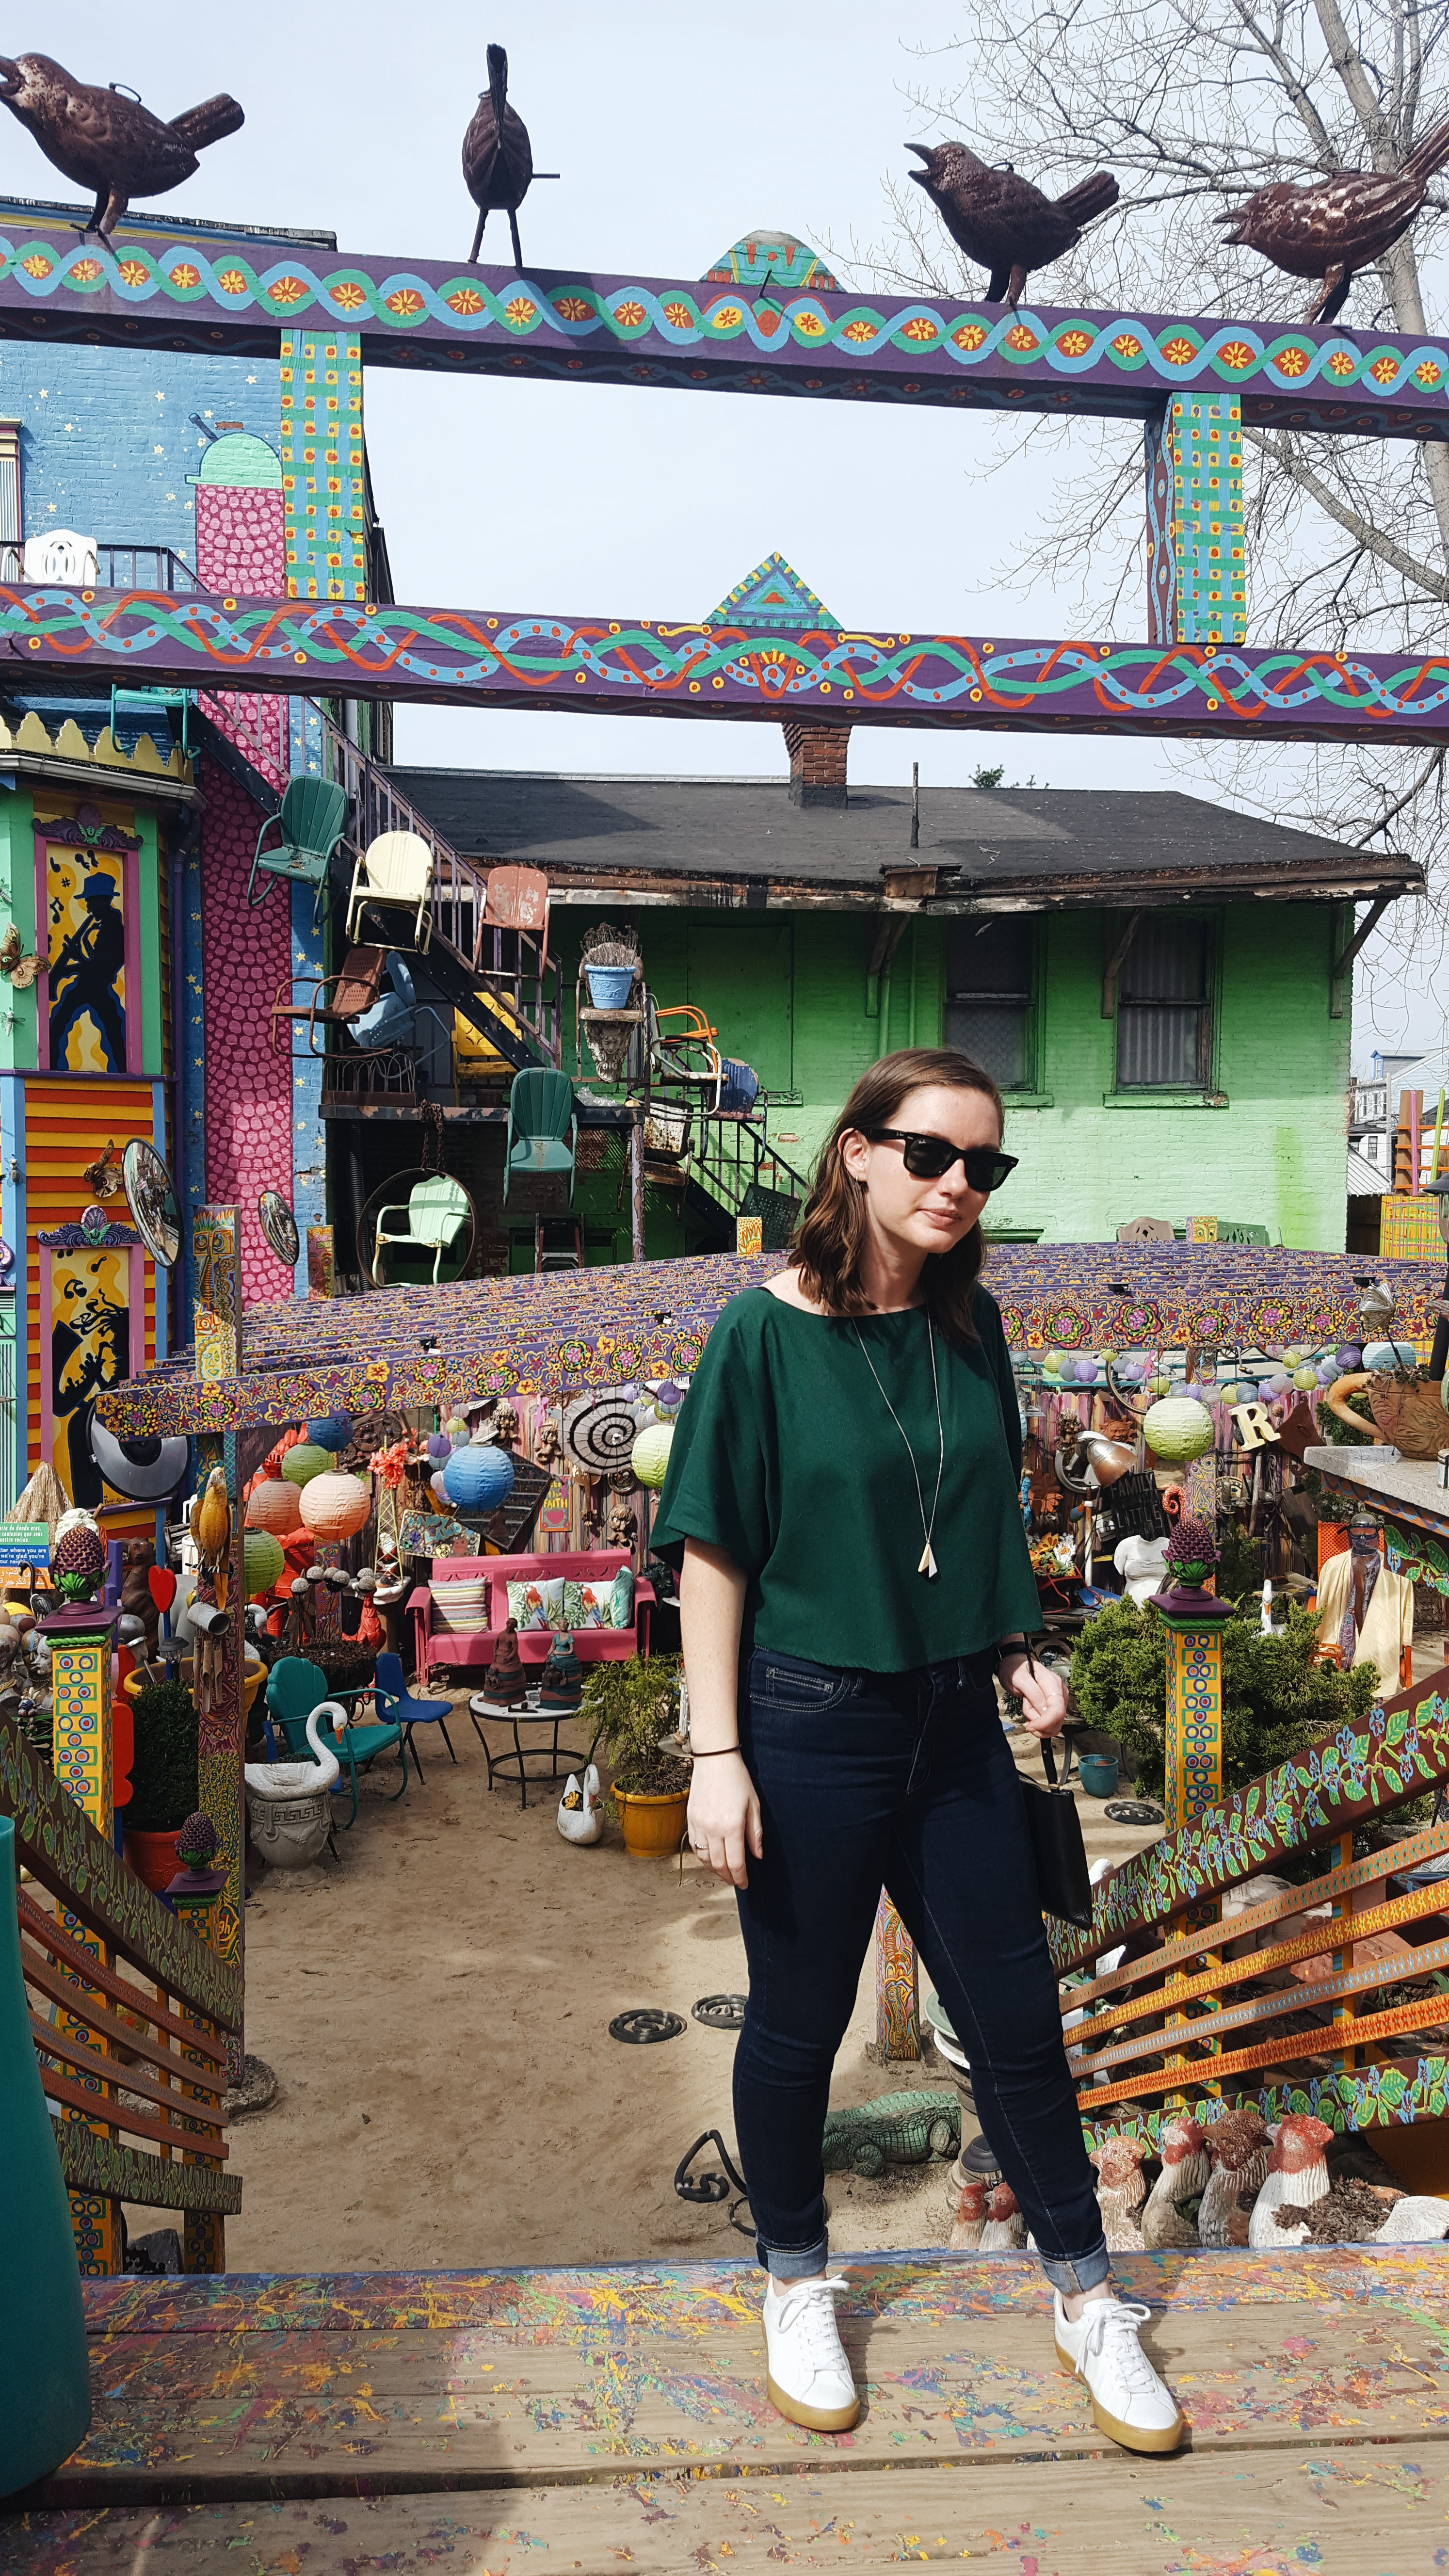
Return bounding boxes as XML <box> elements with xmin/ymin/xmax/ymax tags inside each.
<box><xmin>651</xmin><ymin>1048</ymin><xmax>1183</xmax><ymax>2455</ymax></box>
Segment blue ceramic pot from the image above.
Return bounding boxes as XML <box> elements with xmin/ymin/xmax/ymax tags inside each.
<box><xmin>1078</xmin><ymin>1754</ymin><xmax>1120</xmax><ymax>1799</ymax></box>
<box><xmin>583</xmin><ymin>964</ymin><xmax>635</xmax><ymax>1011</ymax></box>
<box><xmin>0</xmin><ymin>1816</ymin><xmax>91</xmax><ymax>2495</ymax></box>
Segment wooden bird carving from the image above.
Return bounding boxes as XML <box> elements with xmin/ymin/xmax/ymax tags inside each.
<box><xmin>0</xmin><ymin>54</ymin><xmax>243</xmax><ymax>243</ymax></box>
<box><xmin>463</xmin><ymin>45</ymin><xmax>534</xmax><ymax>267</ymax></box>
<box><xmin>1217</xmin><ymin>117</ymin><xmax>1449</xmax><ymax>323</ymax></box>
<box><xmin>81</xmin><ymin>1139</ymin><xmax>125</xmax><ymax>1202</ymax></box>
<box><xmin>907</xmin><ymin>139</ymin><xmax>1119</xmax><ymax>307</ymax></box>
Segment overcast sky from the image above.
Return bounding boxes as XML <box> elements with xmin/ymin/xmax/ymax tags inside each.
<box><xmin>10</xmin><ymin>2</ymin><xmax>1439</xmax><ymax>1065</ymax></box>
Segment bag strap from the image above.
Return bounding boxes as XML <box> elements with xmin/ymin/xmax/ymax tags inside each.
<box><xmin>1040</xmin><ymin>1731</ymin><xmax>1075</xmax><ymax>1790</ymax></box>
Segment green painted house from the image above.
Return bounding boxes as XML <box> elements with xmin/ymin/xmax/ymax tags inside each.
<box><xmin>394</xmin><ymin>744</ymin><xmax>1417</xmax><ymax>1259</ymax></box>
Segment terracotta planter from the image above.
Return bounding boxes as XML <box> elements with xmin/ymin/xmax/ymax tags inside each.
<box><xmin>615</xmin><ymin>1785</ymin><xmax>690</xmax><ymax>1858</ymax></box>
<box><xmin>122</xmin><ymin>1824</ymin><xmax>182</xmax><ymax>1895</ymax></box>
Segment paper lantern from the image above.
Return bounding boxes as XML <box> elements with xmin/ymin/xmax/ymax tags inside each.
<box><xmin>281</xmin><ymin>1443</ymin><xmax>330</xmax><ymax>1490</ymax></box>
<box><xmin>1072</xmin><ymin>1357</ymin><xmax>1098</xmax><ymax>1384</ymax></box>
<box><xmin>1364</xmin><ymin>1338</ymin><xmax>1415</xmax><ymax>1371</ymax></box>
<box><xmin>306</xmin><ymin>1413</ymin><xmax>353</xmax><ymax>1452</ymax></box>
<box><xmin>1292</xmin><ymin>1365</ymin><xmax>1320</xmax><ymax>1392</ymax></box>
<box><xmin>631</xmin><ymin>1423</ymin><xmax>675</xmax><ymax>1489</ymax></box>
<box><xmin>441</xmin><ymin>1443</ymin><xmax>515</xmax><ymax>1513</ymax></box>
<box><xmin>425</xmin><ymin>1433</ymin><xmax>451</xmax><ymax>1461</ymax></box>
<box><xmin>1143</xmin><ymin>1397</ymin><xmax>1214</xmax><ymax>1462</ymax></box>
<box><xmin>445</xmin><ymin>1416</ymin><xmax>470</xmax><ymax>1445</ymax></box>
<box><xmin>1336</xmin><ymin>1345</ymin><xmax>1362</xmax><ymax>1370</ymax></box>
<box><xmin>245</xmin><ymin>1478</ymin><xmax>300</xmax><ymax>1537</ymax></box>
<box><xmin>1043</xmin><ymin>1350</ymin><xmax>1067</xmax><ymax>1378</ymax></box>
<box><xmin>298</xmin><ymin>1471</ymin><xmax>372</xmax><ymax>1540</ymax></box>
<box><xmin>243</xmin><ymin>1530</ymin><xmax>285</xmax><ymax>1598</ymax></box>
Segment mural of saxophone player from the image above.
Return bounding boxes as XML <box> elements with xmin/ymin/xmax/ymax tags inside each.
<box><xmin>52</xmin><ymin>1251</ymin><xmax>129</xmax><ymax>1506</ymax></box>
<box><xmin>49</xmin><ymin>869</ymin><xmax>126</xmax><ymax>1070</ymax></box>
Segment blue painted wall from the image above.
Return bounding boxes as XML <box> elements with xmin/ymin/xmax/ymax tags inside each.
<box><xmin>0</xmin><ymin>339</ymin><xmax>278</xmax><ymax>553</ymax></box>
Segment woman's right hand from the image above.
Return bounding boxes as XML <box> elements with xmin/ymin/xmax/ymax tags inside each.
<box><xmin>687</xmin><ymin>1751</ymin><xmax>762</xmax><ymax>1890</ymax></box>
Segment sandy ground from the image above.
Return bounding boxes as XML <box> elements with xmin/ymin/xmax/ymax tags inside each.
<box><xmin>199</xmin><ymin>1694</ymin><xmax>1168</xmax><ymax>2276</ymax></box>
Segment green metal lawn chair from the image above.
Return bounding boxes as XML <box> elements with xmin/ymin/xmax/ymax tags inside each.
<box><xmin>266</xmin><ymin>1653</ymin><xmax>407</xmax><ymax>1830</ymax></box>
<box><xmin>247</xmin><ymin>777</ymin><xmax>350</xmax><ymax>927</ymax></box>
<box><xmin>371</xmin><ymin>1173</ymin><xmax>471</xmax><ymax>1285</ymax></box>
<box><xmin>504</xmin><ymin>1068</ymin><xmax>577</xmax><ymax>1204</ymax></box>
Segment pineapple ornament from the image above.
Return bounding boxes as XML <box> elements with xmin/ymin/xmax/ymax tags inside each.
<box><xmin>51</xmin><ymin>1506</ymin><xmax>106</xmax><ymax>1605</ymax></box>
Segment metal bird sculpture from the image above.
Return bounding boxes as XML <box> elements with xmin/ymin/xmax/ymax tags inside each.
<box><xmin>463</xmin><ymin>44</ymin><xmax>535</xmax><ymax>267</ymax></box>
<box><xmin>907</xmin><ymin>139</ymin><xmax>1119</xmax><ymax>307</ymax></box>
<box><xmin>1217</xmin><ymin>117</ymin><xmax>1449</xmax><ymax>323</ymax></box>
<box><xmin>80</xmin><ymin>1139</ymin><xmax>125</xmax><ymax>1202</ymax></box>
<box><xmin>0</xmin><ymin>53</ymin><xmax>243</xmax><ymax>243</ymax></box>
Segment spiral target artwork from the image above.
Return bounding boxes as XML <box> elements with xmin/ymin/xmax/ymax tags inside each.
<box><xmin>563</xmin><ymin>1391</ymin><xmax>642</xmax><ymax>1473</ymax></box>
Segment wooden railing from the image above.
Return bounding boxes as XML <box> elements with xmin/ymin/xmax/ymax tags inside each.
<box><xmin>1055</xmin><ymin>1666</ymin><xmax>1449</xmax><ymax>2150</ymax></box>
<box><xmin>0</xmin><ymin>1711</ymin><xmax>241</xmax><ymax>2269</ymax></box>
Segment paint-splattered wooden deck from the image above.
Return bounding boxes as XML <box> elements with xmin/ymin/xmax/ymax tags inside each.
<box><xmin>7</xmin><ymin>2246</ymin><xmax>1449</xmax><ymax>2570</ymax></box>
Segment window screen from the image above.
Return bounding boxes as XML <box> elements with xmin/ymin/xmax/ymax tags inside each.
<box><xmin>1116</xmin><ymin>915</ymin><xmax>1210</xmax><ymax>1088</ymax></box>
<box><xmin>945</xmin><ymin>917</ymin><xmax>1033</xmax><ymax>1088</ymax></box>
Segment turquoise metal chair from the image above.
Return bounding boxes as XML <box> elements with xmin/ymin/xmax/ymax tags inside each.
<box><xmin>504</xmin><ymin>1069</ymin><xmax>577</xmax><ymax>1204</ymax></box>
<box><xmin>247</xmin><ymin>777</ymin><xmax>350</xmax><ymax>928</ymax></box>
<box><xmin>371</xmin><ymin>1173</ymin><xmax>471</xmax><ymax>1285</ymax></box>
<box><xmin>110</xmin><ymin>682</ymin><xmax>191</xmax><ymax>757</ymax></box>
<box><xmin>266</xmin><ymin>1653</ymin><xmax>407</xmax><ymax>1829</ymax></box>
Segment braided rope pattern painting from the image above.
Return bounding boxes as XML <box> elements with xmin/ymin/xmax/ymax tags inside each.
<box><xmin>12</xmin><ymin>588</ymin><xmax>1449</xmax><ymax>742</ymax></box>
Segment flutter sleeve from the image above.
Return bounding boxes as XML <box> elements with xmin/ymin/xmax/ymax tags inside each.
<box><xmin>649</xmin><ymin>1295</ymin><xmax>774</xmax><ymax>1577</ymax></box>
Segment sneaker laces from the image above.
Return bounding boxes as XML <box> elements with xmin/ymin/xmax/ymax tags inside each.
<box><xmin>774</xmin><ymin>2273</ymin><xmax>850</xmax><ymax>2359</ymax></box>
<box><xmin>1076</xmin><ymin>2298</ymin><xmax>1160</xmax><ymax>2395</ymax></box>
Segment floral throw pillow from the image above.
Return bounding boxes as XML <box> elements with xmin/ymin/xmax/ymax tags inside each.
<box><xmin>506</xmin><ymin>1577</ymin><xmax>565</xmax><ymax>1632</ymax></box>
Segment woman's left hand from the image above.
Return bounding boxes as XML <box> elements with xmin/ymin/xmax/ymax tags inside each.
<box><xmin>998</xmin><ymin>1649</ymin><xmax>1067</xmax><ymax>1738</ymax></box>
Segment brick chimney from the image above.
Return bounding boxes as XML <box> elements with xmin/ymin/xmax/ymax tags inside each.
<box><xmin>782</xmin><ymin>721</ymin><xmax>851</xmax><ymax>809</ymax></box>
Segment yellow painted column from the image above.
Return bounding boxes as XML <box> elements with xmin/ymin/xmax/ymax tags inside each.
<box><xmin>1153</xmin><ymin>1580</ymin><xmax>1232</xmax><ymax>2095</ymax></box>
<box><xmin>874</xmin><ymin>1891</ymin><xmax>920</xmax><ymax>2060</ymax></box>
<box><xmin>44</xmin><ymin>1603</ymin><xmax>123</xmax><ymax>2273</ymax></box>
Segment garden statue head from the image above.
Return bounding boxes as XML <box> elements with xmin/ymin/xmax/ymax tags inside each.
<box><xmin>1349</xmin><ymin>1511</ymin><xmax>1382</xmax><ymax>1558</ymax></box>
<box><xmin>796</xmin><ymin>1047</ymin><xmax>1014</xmax><ymax>1344</ymax></box>
<box><xmin>1163</xmin><ymin>1516</ymin><xmax>1220</xmax><ymax>1591</ymax></box>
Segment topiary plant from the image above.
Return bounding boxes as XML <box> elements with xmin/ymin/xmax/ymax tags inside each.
<box><xmin>127</xmin><ymin>1680</ymin><xmax>199</xmax><ymax>1832</ymax></box>
<box><xmin>1070</xmin><ymin>1597</ymin><xmax>1378</xmax><ymax>1806</ymax></box>
<box><xmin>580</xmin><ymin>1654</ymin><xmax>690</xmax><ymax>1798</ymax></box>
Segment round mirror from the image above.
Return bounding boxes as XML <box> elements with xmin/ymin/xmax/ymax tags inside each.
<box><xmin>121</xmin><ymin>1138</ymin><xmax>180</xmax><ymax>1268</ymax></box>
<box><xmin>258</xmin><ymin>1189</ymin><xmax>300</xmax><ymax>1267</ymax></box>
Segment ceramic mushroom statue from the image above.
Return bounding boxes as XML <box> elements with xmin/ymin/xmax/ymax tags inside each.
<box><xmin>1141</xmin><ymin>2115</ymin><xmax>1209</xmax><ymax>2248</ymax></box>
<box><xmin>1248</xmin><ymin>2115</ymin><xmax>1334</xmax><ymax>2246</ymax></box>
<box><xmin>949</xmin><ymin>2176</ymin><xmax>990</xmax><ymax>2250</ymax></box>
<box><xmin>1090</xmin><ymin>2135</ymin><xmax>1149</xmax><ymax>2251</ymax></box>
<box><xmin>978</xmin><ymin>2181</ymin><xmax>1026</xmax><ymax>2250</ymax></box>
<box><xmin>1198</xmin><ymin>2108</ymin><xmax>1271</xmax><ymax>2247</ymax></box>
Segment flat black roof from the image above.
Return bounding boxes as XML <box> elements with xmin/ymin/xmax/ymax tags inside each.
<box><xmin>387</xmin><ymin>768</ymin><xmax>1417</xmax><ymax>905</ymax></box>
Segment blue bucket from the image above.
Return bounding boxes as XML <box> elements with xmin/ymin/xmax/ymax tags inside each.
<box><xmin>584</xmin><ymin>964</ymin><xmax>634</xmax><ymax>1011</ymax></box>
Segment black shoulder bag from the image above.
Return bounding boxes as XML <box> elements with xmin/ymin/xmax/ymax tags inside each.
<box><xmin>1014</xmin><ymin>1650</ymin><xmax>1095</xmax><ymax>1931</ymax></box>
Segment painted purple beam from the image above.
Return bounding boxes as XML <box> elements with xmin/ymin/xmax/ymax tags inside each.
<box><xmin>9</xmin><ymin>584</ymin><xmax>1449</xmax><ymax>747</ymax></box>
<box><xmin>0</xmin><ymin>216</ymin><xmax>1448</xmax><ymax>436</ymax></box>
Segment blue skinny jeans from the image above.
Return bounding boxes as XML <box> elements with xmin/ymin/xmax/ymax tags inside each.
<box><xmin>732</xmin><ymin>1645</ymin><xmax>1110</xmax><ymax>2295</ymax></box>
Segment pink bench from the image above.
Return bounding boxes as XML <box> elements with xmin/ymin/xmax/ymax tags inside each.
<box><xmin>407</xmin><ymin>1550</ymin><xmax>654</xmax><ymax>1683</ymax></box>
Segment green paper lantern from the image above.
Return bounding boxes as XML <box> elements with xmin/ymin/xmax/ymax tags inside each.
<box><xmin>280</xmin><ymin>1443</ymin><xmax>330</xmax><ymax>1489</ymax></box>
<box><xmin>631</xmin><ymin>1423</ymin><xmax>675</xmax><ymax>1489</ymax></box>
<box><xmin>243</xmin><ymin>1530</ymin><xmax>285</xmax><ymax>1598</ymax></box>
<box><xmin>1292</xmin><ymin>1365</ymin><xmax>1320</xmax><ymax>1392</ymax></box>
<box><xmin>1143</xmin><ymin>1396</ymin><xmax>1215</xmax><ymax>1462</ymax></box>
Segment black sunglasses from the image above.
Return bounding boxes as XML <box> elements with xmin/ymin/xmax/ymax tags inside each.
<box><xmin>865</xmin><ymin>1128</ymin><xmax>1019</xmax><ymax>1191</ymax></box>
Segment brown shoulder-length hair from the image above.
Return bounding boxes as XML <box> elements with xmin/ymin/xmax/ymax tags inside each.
<box><xmin>792</xmin><ymin>1048</ymin><xmax>1004</xmax><ymax>1344</ymax></box>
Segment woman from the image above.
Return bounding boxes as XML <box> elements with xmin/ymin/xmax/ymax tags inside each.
<box><xmin>651</xmin><ymin>1048</ymin><xmax>1183</xmax><ymax>2455</ymax></box>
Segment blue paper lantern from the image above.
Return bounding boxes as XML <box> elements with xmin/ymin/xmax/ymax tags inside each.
<box><xmin>442</xmin><ymin>1443</ymin><xmax>515</xmax><ymax>1513</ymax></box>
<box><xmin>306</xmin><ymin>1413</ymin><xmax>353</xmax><ymax>1452</ymax></box>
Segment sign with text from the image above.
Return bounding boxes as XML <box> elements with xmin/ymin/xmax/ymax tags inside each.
<box><xmin>0</xmin><ymin>1521</ymin><xmax>50</xmax><ymax>1567</ymax></box>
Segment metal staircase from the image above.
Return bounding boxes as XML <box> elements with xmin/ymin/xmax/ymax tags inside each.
<box><xmin>317</xmin><ymin>711</ymin><xmax>559</xmax><ymax>1072</ymax></box>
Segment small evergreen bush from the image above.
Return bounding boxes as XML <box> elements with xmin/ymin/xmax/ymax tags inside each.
<box><xmin>581</xmin><ymin>1655</ymin><xmax>690</xmax><ymax>1797</ymax></box>
<box><xmin>127</xmin><ymin>1680</ymin><xmax>199</xmax><ymax>1831</ymax></box>
<box><xmin>1070</xmin><ymin>1598</ymin><xmax>1378</xmax><ymax>1804</ymax></box>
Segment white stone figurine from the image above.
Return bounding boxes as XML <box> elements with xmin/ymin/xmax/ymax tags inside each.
<box><xmin>557</xmin><ymin>1763</ymin><xmax>604</xmax><ymax>1845</ymax></box>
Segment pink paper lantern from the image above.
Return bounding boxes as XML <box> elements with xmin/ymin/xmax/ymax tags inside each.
<box><xmin>245</xmin><ymin>1478</ymin><xmax>301</xmax><ymax>1538</ymax></box>
<box><xmin>297</xmin><ymin>1471</ymin><xmax>372</xmax><ymax>1541</ymax></box>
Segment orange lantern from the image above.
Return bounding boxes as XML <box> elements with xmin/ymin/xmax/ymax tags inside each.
<box><xmin>246</xmin><ymin>1478</ymin><xmax>301</xmax><ymax>1537</ymax></box>
<box><xmin>298</xmin><ymin>1470</ymin><xmax>372</xmax><ymax>1541</ymax></box>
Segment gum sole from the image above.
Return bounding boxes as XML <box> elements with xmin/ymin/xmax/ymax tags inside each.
<box><xmin>765</xmin><ymin>2372</ymin><xmax>861</xmax><ymax>2433</ymax></box>
<box><xmin>1054</xmin><ymin>2341</ymin><xmax>1186</xmax><ymax>2454</ymax></box>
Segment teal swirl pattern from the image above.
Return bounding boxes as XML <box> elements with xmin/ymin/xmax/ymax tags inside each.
<box><xmin>6</xmin><ymin>585</ymin><xmax>1449</xmax><ymax>737</ymax></box>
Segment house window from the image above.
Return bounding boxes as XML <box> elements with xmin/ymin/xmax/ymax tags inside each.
<box><xmin>1116</xmin><ymin>914</ymin><xmax>1212</xmax><ymax>1088</ymax></box>
<box><xmin>945</xmin><ymin>916</ymin><xmax>1034</xmax><ymax>1088</ymax></box>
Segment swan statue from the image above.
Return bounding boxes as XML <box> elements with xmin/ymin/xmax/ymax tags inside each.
<box><xmin>557</xmin><ymin>1762</ymin><xmax>604</xmax><ymax>1845</ymax></box>
<box><xmin>244</xmin><ymin>1701</ymin><xmax>345</xmax><ymax>1868</ymax></box>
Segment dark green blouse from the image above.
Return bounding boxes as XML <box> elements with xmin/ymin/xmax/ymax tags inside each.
<box><xmin>651</xmin><ymin>1285</ymin><xmax>1041</xmax><ymax>1670</ymax></box>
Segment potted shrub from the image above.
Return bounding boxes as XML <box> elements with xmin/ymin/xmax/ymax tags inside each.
<box><xmin>582</xmin><ymin>1655</ymin><xmax>691</xmax><ymax>1857</ymax></box>
<box><xmin>122</xmin><ymin>1679</ymin><xmax>199</xmax><ymax>1894</ymax></box>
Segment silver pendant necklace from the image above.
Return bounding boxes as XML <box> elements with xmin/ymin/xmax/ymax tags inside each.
<box><xmin>853</xmin><ymin>1313</ymin><xmax>945</xmax><ymax>1578</ymax></box>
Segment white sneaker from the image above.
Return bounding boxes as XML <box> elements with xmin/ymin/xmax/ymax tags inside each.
<box><xmin>1054</xmin><ymin>2293</ymin><xmax>1185</xmax><ymax>2453</ymax></box>
<box><xmin>762</xmin><ymin>2274</ymin><xmax>860</xmax><ymax>2431</ymax></box>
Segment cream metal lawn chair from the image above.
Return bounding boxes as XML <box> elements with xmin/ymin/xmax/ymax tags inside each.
<box><xmin>346</xmin><ymin>829</ymin><xmax>435</xmax><ymax>952</ymax></box>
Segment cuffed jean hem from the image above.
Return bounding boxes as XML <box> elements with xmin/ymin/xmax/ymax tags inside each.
<box><xmin>1034</xmin><ymin>2241</ymin><xmax>1112</xmax><ymax>2296</ymax></box>
<box><xmin>757</xmin><ymin>2232</ymin><xmax>830</xmax><ymax>2280</ymax></box>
